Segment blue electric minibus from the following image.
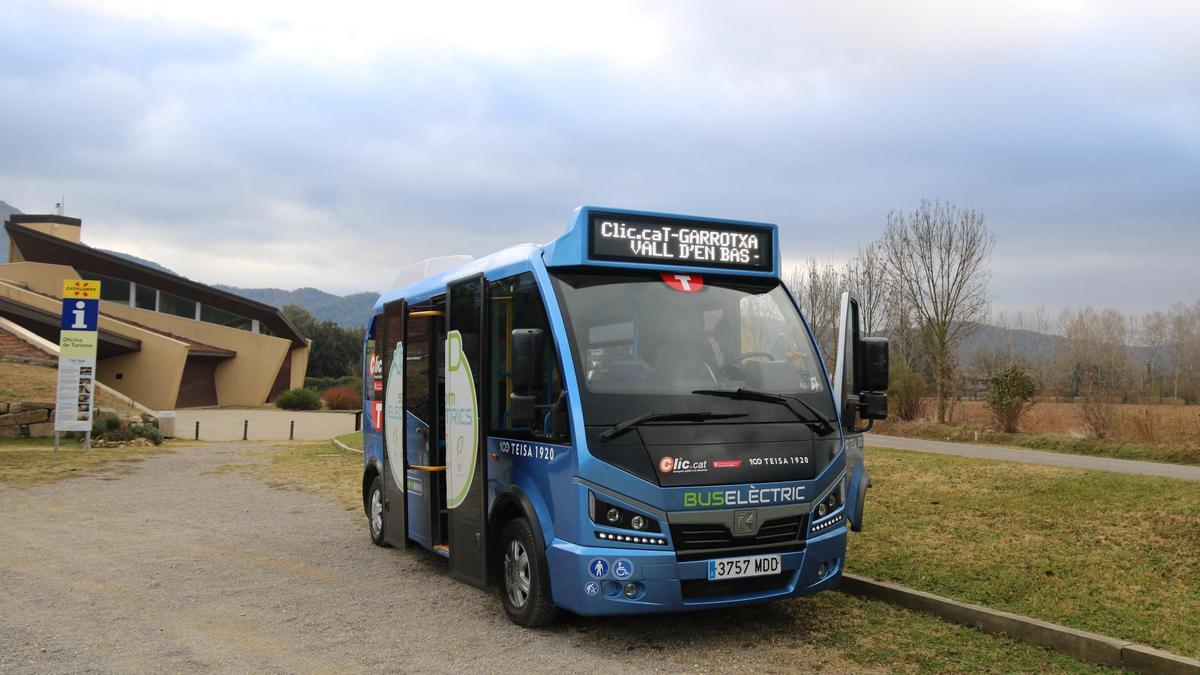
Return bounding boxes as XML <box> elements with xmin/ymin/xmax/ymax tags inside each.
<box><xmin>361</xmin><ymin>206</ymin><xmax>888</xmax><ymax>626</ymax></box>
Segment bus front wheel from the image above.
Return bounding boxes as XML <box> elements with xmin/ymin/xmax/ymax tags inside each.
<box><xmin>367</xmin><ymin>476</ymin><xmax>388</xmax><ymax>547</ymax></box>
<box><xmin>499</xmin><ymin>518</ymin><xmax>557</xmax><ymax>627</ymax></box>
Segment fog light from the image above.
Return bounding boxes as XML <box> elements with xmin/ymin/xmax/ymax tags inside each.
<box><xmin>818</xmin><ymin>563</ymin><xmax>828</xmax><ymax>577</ymax></box>
<box><xmin>606</xmin><ymin>508</ymin><xmax>620</xmax><ymax>524</ymax></box>
<box><xmin>623</xmin><ymin>582</ymin><xmax>638</xmax><ymax>598</ymax></box>
<box><xmin>630</xmin><ymin>515</ymin><xmax>646</xmax><ymax>530</ymax></box>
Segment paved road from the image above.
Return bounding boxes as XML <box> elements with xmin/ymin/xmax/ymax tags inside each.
<box><xmin>865</xmin><ymin>433</ymin><xmax>1200</xmax><ymax>481</ymax></box>
<box><xmin>0</xmin><ymin>444</ymin><xmax>867</xmax><ymax>673</ymax></box>
<box><xmin>170</xmin><ymin>409</ymin><xmax>358</xmax><ymax>441</ymax></box>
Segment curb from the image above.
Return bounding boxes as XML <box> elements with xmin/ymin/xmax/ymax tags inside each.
<box><xmin>840</xmin><ymin>574</ymin><xmax>1199</xmax><ymax>673</ymax></box>
<box><xmin>331</xmin><ymin>438</ymin><xmax>362</xmax><ymax>455</ymax></box>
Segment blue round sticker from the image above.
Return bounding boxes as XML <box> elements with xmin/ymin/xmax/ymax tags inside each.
<box><xmin>584</xmin><ymin>581</ymin><xmax>600</xmax><ymax>596</ymax></box>
<box><xmin>588</xmin><ymin>557</ymin><xmax>609</xmax><ymax>579</ymax></box>
<box><xmin>612</xmin><ymin>558</ymin><xmax>634</xmax><ymax>580</ymax></box>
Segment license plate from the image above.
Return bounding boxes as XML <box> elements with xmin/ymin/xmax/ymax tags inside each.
<box><xmin>707</xmin><ymin>554</ymin><xmax>782</xmax><ymax>580</ymax></box>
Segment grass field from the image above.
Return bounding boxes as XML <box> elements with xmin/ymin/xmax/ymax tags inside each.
<box><xmin>0</xmin><ymin>437</ymin><xmax>173</xmax><ymax>484</ymax></box>
<box><xmin>851</xmin><ymin>447</ymin><xmax>1200</xmax><ymax>658</ymax></box>
<box><xmin>238</xmin><ymin>440</ymin><xmax>1123</xmax><ymax>672</ymax></box>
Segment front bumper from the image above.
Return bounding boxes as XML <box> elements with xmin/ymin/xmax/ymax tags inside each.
<box><xmin>546</xmin><ymin>525</ymin><xmax>847</xmax><ymax>616</ymax></box>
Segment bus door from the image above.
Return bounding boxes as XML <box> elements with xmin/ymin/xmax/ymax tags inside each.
<box><xmin>445</xmin><ymin>276</ymin><xmax>489</xmax><ymax>587</ymax></box>
<box><xmin>406</xmin><ymin>301</ymin><xmax>445</xmax><ymax>551</ymax></box>
<box><xmin>380</xmin><ymin>299</ymin><xmax>407</xmax><ymax>547</ymax></box>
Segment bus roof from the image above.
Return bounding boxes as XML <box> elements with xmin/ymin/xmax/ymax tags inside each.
<box><xmin>374</xmin><ymin>205</ymin><xmax>781</xmax><ymax>313</ymax></box>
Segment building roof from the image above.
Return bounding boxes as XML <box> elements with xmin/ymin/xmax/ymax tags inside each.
<box><xmin>5</xmin><ymin>220</ymin><xmax>307</xmax><ymax>346</ymax></box>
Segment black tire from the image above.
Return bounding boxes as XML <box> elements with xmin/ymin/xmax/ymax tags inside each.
<box><xmin>367</xmin><ymin>476</ymin><xmax>389</xmax><ymax>547</ymax></box>
<box><xmin>498</xmin><ymin>517</ymin><xmax>557</xmax><ymax>627</ymax></box>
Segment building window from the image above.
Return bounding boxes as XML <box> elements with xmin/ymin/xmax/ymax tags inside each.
<box><xmin>159</xmin><ymin>291</ymin><xmax>196</xmax><ymax>319</ymax></box>
<box><xmin>200</xmin><ymin>304</ymin><xmax>253</xmax><ymax>330</ymax></box>
<box><xmin>80</xmin><ymin>271</ymin><xmax>130</xmax><ymax>303</ymax></box>
<box><xmin>135</xmin><ymin>284</ymin><xmax>157</xmax><ymax>310</ymax></box>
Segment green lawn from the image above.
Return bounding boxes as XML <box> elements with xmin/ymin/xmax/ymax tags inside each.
<box><xmin>334</xmin><ymin>430</ymin><xmax>363</xmax><ymax>451</ymax></box>
<box><xmin>850</xmin><ymin>447</ymin><xmax>1200</xmax><ymax>657</ymax></box>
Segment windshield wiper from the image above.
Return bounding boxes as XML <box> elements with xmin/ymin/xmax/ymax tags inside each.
<box><xmin>599</xmin><ymin>411</ymin><xmax>747</xmax><ymax>442</ymax></box>
<box><xmin>692</xmin><ymin>388</ymin><xmax>836</xmax><ymax>436</ymax></box>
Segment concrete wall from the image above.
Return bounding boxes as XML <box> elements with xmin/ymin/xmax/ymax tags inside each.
<box><xmin>0</xmin><ymin>261</ymin><xmax>310</xmax><ymax>408</ymax></box>
<box><xmin>0</xmin><ymin>278</ymin><xmax>190</xmax><ymax>410</ymax></box>
<box><xmin>289</xmin><ymin>342</ymin><xmax>311</xmax><ymax>389</ymax></box>
<box><xmin>98</xmin><ymin>302</ymin><xmax>293</xmax><ymax>407</ymax></box>
<box><xmin>0</xmin><ymin>262</ymin><xmax>80</xmax><ymax>294</ymax></box>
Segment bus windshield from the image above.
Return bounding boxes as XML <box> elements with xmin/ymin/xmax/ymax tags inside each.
<box><xmin>550</xmin><ymin>270</ymin><xmax>834</xmax><ymax>426</ymax></box>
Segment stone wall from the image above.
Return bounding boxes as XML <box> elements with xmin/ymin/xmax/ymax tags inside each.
<box><xmin>0</xmin><ymin>401</ymin><xmax>55</xmax><ymax>438</ymax></box>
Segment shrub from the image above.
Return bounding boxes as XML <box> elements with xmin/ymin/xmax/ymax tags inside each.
<box><xmin>321</xmin><ymin>386</ymin><xmax>361</xmax><ymax>410</ymax></box>
<box><xmin>99</xmin><ymin>428</ymin><xmax>137</xmax><ymax>442</ymax></box>
<box><xmin>275</xmin><ymin>388</ymin><xmax>322</xmax><ymax>410</ymax></box>
<box><xmin>92</xmin><ymin>414</ymin><xmax>121</xmax><ymax>435</ymax></box>
<box><xmin>304</xmin><ymin>375</ymin><xmax>360</xmax><ymax>392</ymax></box>
<box><xmin>888</xmin><ymin>362</ymin><xmax>928</xmax><ymax>421</ymax></box>
<box><xmin>985</xmin><ymin>364</ymin><xmax>1039</xmax><ymax>433</ymax></box>
<box><xmin>132</xmin><ymin>423</ymin><xmax>163</xmax><ymax>445</ymax></box>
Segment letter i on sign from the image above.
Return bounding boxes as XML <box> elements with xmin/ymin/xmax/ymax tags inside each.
<box><xmin>660</xmin><ymin>272</ymin><xmax>704</xmax><ymax>293</ymax></box>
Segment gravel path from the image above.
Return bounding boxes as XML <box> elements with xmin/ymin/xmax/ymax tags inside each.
<box><xmin>0</xmin><ymin>444</ymin><xmax>864</xmax><ymax>673</ymax></box>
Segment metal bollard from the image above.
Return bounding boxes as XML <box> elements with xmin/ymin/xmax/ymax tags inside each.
<box><xmin>289</xmin><ymin>420</ymin><xmax>295</xmax><ymax>440</ymax></box>
<box><xmin>194</xmin><ymin>420</ymin><xmax>200</xmax><ymax>441</ymax></box>
<box><xmin>243</xmin><ymin>420</ymin><xmax>248</xmax><ymax>441</ymax></box>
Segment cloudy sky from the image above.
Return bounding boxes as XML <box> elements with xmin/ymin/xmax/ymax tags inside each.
<box><xmin>1</xmin><ymin>1</ymin><xmax>1196</xmax><ymax>314</ymax></box>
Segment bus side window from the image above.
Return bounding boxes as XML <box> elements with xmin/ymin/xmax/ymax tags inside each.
<box><xmin>364</xmin><ymin>315</ymin><xmax>379</xmax><ymax>402</ymax></box>
<box><xmin>489</xmin><ymin>273</ymin><xmax>568</xmax><ymax>442</ymax></box>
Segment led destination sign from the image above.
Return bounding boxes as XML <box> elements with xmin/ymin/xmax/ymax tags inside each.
<box><xmin>589</xmin><ymin>212</ymin><xmax>773</xmax><ymax>271</ymax></box>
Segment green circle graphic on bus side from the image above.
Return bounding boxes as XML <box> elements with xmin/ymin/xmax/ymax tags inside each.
<box><xmin>444</xmin><ymin>330</ymin><xmax>478</xmax><ymax>510</ymax></box>
<box><xmin>384</xmin><ymin>340</ymin><xmax>405</xmax><ymax>490</ymax></box>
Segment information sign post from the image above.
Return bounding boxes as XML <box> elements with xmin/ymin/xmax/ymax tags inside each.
<box><xmin>53</xmin><ymin>279</ymin><xmax>101</xmax><ymax>452</ymax></box>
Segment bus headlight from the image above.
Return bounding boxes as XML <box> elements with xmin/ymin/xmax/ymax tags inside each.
<box><xmin>809</xmin><ymin>481</ymin><xmax>845</xmax><ymax>535</ymax></box>
<box><xmin>589</xmin><ymin>492</ymin><xmax>661</xmax><ymax>534</ymax></box>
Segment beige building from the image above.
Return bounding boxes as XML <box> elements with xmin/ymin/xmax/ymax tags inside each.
<box><xmin>1</xmin><ymin>214</ymin><xmax>310</xmax><ymax>410</ymax></box>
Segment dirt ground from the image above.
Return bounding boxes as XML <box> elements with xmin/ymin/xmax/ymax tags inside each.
<box><xmin>0</xmin><ymin>443</ymin><xmax>870</xmax><ymax>673</ymax></box>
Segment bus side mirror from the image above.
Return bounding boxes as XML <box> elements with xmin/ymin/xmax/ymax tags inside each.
<box><xmin>512</xmin><ymin>329</ymin><xmax>544</xmax><ymax>392</ymax></box>
<box><xmin>510</xmin><ymin>328</ymin><xmax>545</xmax><ymax>428</ymax></box>
<box><xmin>857</xmin><ymin>337</ymin><xmax>889</xmax><ymax>421</ymax></box>
<box><xmin>834</xmin><ymin>292</ymin><xmax>890</xmax><ymax>430</ymax></box>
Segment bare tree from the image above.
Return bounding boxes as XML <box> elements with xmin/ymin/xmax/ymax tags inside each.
<box><xmin>843</xmin><ymin>242</ymin><xmax>886</xmax><ymax>335</ymax></box>
<box><xmin>1168</xmin><ymin>301</ymin><xmax>1200</xmax><ymax>403</ymax></box>
<box><xmin>880</xmin><ymin>199</ymin><xmax>995</xmax><ymax>423</ymax></box>
<box><xmin>1058</xmin><ymin>307</ymin><xmax>1131</xmax><ymax>439</ymax></box>
<box><xmin>1138</xmin><ymin>310</ymin><xmax>1169</xmax><ymax>402</ymax></box>
<box><xmin>785</xmin><ymin>258</ymin><xmax>842</xmax><ymax>372</ymax></box>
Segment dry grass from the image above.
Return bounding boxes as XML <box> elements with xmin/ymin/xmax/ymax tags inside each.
<box><xmin>876</xmin><ymin>399</ymin><xmax>1200</xmax><ymax>465</ymax></box>
<box><xmin>912</xmin><ymin>399</ymin><xmax>1200</xmax><ymax>443</ymax></box>
<box><xmin>230</xmin><ymin>441</ymin><xmax>363</xmax><ymax>514</ymax></box>
<box><xmin>0</xmin><ymin>438</ymin><xmax>173</xmax><ymax>484</ymax></box>
<box><xmin>851</xmin><ymin>447</ymin><xmax>1200</xmax><ymax>657</ymax></box>
<box><xmin>0</xmin><ymin>360</ymin><xmax>145</xmax><ymax>418</ymax></box>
